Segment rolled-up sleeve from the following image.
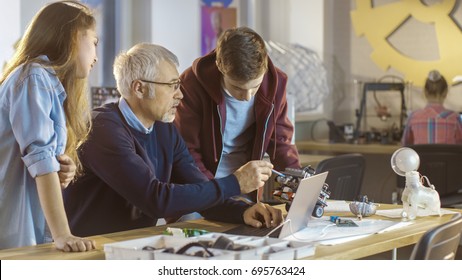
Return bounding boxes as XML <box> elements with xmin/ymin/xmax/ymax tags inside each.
<box><xmin>10</xmin><ymin>72</ymin><xmax>65</xmax><ymax>178</ymax></box>
<box><xmin>22</xmin><ymin>148</ymin><xmax>60</xmax><ymax>178</ymax></box>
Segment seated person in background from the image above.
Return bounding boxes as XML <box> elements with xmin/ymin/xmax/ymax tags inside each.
<box><xmin>401</xmin><ymin>70</ymin><xmax>462</xmax><ymax>145</ymax></box>
<box><xmin>63</xmin><ymin>43</ymin><xmax>282</xmax><ymax>237</ymax></box>
<box><xmin>175</xmin><ymin>27</ymin><xmax>301</xmax><ymax>200</ymax></box>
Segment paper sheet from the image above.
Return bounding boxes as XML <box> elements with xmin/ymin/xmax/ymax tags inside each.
<box><xmin>376</xmin><ymin>208</ymin><xmax>457</xmax><ymax>218</ymax></box>
<box><xmin>283</xmin><ymin>217</ymin><xmax>412</xmax><ymax>245</ymax></box>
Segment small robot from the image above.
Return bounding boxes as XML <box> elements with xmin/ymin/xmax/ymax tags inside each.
<box><xmin>272</xmin><ymin>166</ymin><xmax>331</xmax><ymax>218</ymax></box>
<box><xmin>391</xmin><ymin>147</ymin><xmax>441</xmax><ymax>220</ymax></box>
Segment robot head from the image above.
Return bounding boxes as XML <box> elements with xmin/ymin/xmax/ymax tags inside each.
<box><xmin>391</xmin><ymin>147</ymin><xmax>420</xmax><ymax>176</ymax></box>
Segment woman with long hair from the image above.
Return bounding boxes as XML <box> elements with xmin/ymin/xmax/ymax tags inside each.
<box><xmin>0</xmin><ymin>1</ymin><xmax>98</xmax><ymax>251</ymax></box>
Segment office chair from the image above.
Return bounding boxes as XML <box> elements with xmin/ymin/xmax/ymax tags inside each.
<box><xmin>410</xmin><ymin>212</ymin><xmax>462</xmax><ymax>260</ymax></box>
<box><xmin>398</xmin><ymin>144</ymin><xmax>462</xmax><ymax>208</ymax></box>
<box><xmin>315</xmin><ymin>153</ymin><xmax>365</xmax><ymax>201</ymax></box>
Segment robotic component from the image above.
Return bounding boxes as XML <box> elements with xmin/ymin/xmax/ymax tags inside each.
<box><xmin>329</xmin><ymin>216</ymin><xmax>358</xmax><ymax>227</ymax></box>
<box><xmin>315</xmin><ymin>184</ymin><xmax>331</xmax><ymax>218</ymax></box>
<box><xmin>349</xmin><ymin>195</ymin><xmax>378</xmax><ymax>220</ymax></box>
<box><xmin>272</xmin><ymin>166</ymin><xmax>330</xmax><ymax>218</ymax></box>
<box><xmin>391</xmin><ymin>147</ymin><xmax>441</xmax><ymax>220</ymax></box>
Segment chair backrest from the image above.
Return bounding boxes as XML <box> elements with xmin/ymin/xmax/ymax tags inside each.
<box><xmin>410</xmin><ymin>212</ymin><xmax>462</xmax><ymax>260</ymax></box>
<box><xmin>397</xmin><ymin>144</ymin><xmax>462</xmax><ymax>207</ymax></box>
<box><xmin>315</xmin><ymin>153</ymin><xmax>365</xmax><ymax>200</ymax></box>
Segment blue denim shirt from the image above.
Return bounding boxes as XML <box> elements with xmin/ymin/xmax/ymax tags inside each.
<box><xmin>118</xmin><ymin>97</ymin><xmax>153</xmax><ymax>134</ymax></box>
<box><xmin>0</xmin><ymin>56</ymin><xmax>66</xmax><ymax>249</ymax></box>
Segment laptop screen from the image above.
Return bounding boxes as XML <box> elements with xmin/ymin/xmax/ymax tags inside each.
<box><xmin>224</xmin><ymin>172</ymin><xmax>328</xmax><ymax>239</ymax></box>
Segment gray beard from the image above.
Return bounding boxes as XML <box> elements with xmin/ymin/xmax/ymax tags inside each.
<box><xmin>161</xmin><ymin>113</ymin><xmax>174</xmax><ymax>123</ymax></box>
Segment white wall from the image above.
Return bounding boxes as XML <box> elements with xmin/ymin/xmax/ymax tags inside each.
<box><xmin>151</xmin><ymin>0</ymin><xmax>201</xmax><ymax>73</ymax></box>
<box><xmin>2</xmin><ymin>0</ymin><xmax>325</xmax><ymax>80</ymax></box>
<box><xmin>1</xmin><ymin>0</ymin><xmax>326</xmax><ymax>99</ymax></box>
<box><xmin>0</xmin><ymin>0</ymin><xmax>58</xmax><ymax>71</ymax></box>
<box><xmin>289</xmin><ymin>0</ymin><xmax>324</xmax><ymax>58</ymax></box>
<box><xmin>250</xmin><ymin>0</ymin><xmax>324</xmax><ymax>57</ymax></box>
<box><xmin>149</xmin><ymin>0</ymin><xmax>325</xmax><ymax>74</ymax></box>
<box><xmin>20</xmin><ymin>0</ymin><xmax>51</xmax><ymax>30</ymax></box>
<box><xmin>0</xmin><ymin>0</ymin><xmax>21</xmax><ymax>69</ymax></box>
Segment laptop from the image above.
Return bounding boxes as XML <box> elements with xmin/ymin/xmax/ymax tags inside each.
<box><xmin>225</xmin><ymin>171</ymin><xmax>328</xmax><ymax>239</ymax></box>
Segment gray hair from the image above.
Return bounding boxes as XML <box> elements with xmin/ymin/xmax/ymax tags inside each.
<box><xmin>113</xmin><ymin>43</ymin><xmax>179</xmax><ymax>98</ymax></box>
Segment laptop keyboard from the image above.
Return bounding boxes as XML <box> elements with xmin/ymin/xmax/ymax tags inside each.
<box><xmin>224</xmin><ymin>225</ymin><xmax>282</xmax><ymax>238</ymax></box>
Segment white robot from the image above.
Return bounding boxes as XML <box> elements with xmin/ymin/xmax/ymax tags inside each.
<box><xmin>391</xmin><ymin>147</ymin><xmax>441</xmax><ymax>220</ymax></box>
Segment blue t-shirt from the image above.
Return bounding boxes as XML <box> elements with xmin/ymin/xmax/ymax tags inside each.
<box><xmin>215</xmin><ymin>89</ymin><xmax>256</xmax><ymax>178</ymax></box>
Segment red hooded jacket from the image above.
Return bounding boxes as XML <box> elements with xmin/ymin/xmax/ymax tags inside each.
<box><xmin>175</xmin><ymin>51</ymin><xmax>300</xmax><ymax>179</ymax></box>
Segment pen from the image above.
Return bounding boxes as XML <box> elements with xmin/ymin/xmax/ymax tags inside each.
<box><xmin>272</xmin><ymin>169</ymin><xmax>286</xmax><ymax>177</ymax></box>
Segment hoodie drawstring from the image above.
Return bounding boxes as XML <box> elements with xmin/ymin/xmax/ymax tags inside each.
<box><xmin>212</xmin><ymin>102</ymin><xmax>218</xmax><ymax>162</ymax></box>
<box><xmin>272</xmin><ymin>102</ymin><xmax>277</xmax><ymax>160</ymax></box>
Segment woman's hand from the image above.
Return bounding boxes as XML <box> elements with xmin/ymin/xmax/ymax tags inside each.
<box><xmin>54</xmin><ymin>234</ymin><xmax>96</xmax><ymax>252</ymax></box>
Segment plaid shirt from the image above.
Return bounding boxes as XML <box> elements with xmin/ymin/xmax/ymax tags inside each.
<box><xmin>401</xmin><ymin>103</ymin><xmax>462</xmax><ymax>145</ymax></box>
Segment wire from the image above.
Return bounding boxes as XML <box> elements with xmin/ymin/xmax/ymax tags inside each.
<box><xmin>319</xmin><ymin>224</ymin><xmax>337</xmax><ymax>238</ymax></box>
<box><xmin>266</xmin><ymin>218</ymin><xmax>337</xmax><ymax>242</ymax></box>
<box><xmin>288</xmin><ymin>218</ymin><xmax>335</xmax><ymax>241</ymax></box>
<box><xmin>265</xmin><ymin>218</ymin><xmax>290</xmax><ymax>238</ymax></box>
<box><xmin>420</xmin><ymin>174</ymin><xmax>436</xmax><ymax>190</ymax></box>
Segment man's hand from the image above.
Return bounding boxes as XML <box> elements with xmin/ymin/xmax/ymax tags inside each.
<box><xmin>233</xmin><ymin>160</ymin><xmax>273</xmax><ymax>194</ymax></box>
<box><xmin>243</xmin><ymin>202</ymin><xmax>283</xmax><ymax>228</ymax></box>
<box><xmin>57</xmin><ymin>154</ymin><xmax>76</xmax><ymax>189</ymax></box>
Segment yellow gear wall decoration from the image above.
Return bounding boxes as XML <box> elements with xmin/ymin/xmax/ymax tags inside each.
<box><xmin>351</xmin><ymin>0</ymin><xmax>462</xmax><ymax>87</ymax></box>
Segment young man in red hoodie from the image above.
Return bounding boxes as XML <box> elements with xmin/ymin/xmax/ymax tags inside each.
<box><xmin>175</xmin><ymin>27</ymin><xmax>300</xmax><ymax>204</ymax></box>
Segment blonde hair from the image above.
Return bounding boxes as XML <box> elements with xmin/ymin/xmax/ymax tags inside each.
<box><xmin>1</xmin><ymin>1</ymin><xmax>96</xmax><ymax>175</ymax></box>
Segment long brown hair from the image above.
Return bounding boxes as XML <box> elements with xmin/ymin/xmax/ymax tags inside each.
<box><xmin>1</xmin><ymin>1</ymin><xmax>95</xmax><ymax>174</ymax></box>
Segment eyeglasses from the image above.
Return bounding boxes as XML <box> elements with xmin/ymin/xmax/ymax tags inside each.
<box><xmin>138</xmin><ymin>78</ymin><xmax>182</xmax><ymax>92</ymax></box>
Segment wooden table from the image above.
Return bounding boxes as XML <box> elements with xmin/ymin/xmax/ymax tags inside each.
<box><xmin>1</xmin><ymin>203</ymin><xmax>458</xmax><ymax>260</ymax></box>
<box><xmin>296</xmin><ymin>140</ymin><xmax>400</xmax><ymax>155</ymax></box>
